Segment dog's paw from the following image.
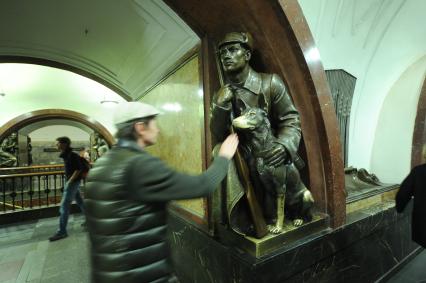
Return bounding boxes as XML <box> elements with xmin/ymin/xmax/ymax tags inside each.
<box><xmin>267</xmin><ymin>225</ymin><xmax>283</xmax><ymax>234</ymax></box>
<box><xmin>293</xmin><ymin>219</ymin><xmax>304</xmax><ymax>227</ymax></box>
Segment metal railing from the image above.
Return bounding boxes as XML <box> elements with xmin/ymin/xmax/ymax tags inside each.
<box><xmin>0</xmin><ymin>165</ymin><xmax>66</xmax><ymax>213</ymax></box>
<box><xmin>0</xmin><ymin>164</ymin><xmax>64</xmax><ymax>174</ymax></box>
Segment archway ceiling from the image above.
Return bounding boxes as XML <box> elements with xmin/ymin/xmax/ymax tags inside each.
<box><xmin>298</xmin><ymin>0</ymin><xmax>426</xmax><ymax>169</ymax></box>
<box><xmin>0</xmin><ymin>0</ymin><xmax>199</xmax><ymax>100</ymax></box>
<box><xmin>20</xmin><ymin>119</ymin><xmax>93</xmax><ymax>136</ymax></box>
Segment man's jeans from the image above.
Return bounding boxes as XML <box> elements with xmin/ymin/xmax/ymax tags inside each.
<box><xmin>58</xmin><ymin>180</ymin><xmax>84</xmax><ymax>235</ymax></box>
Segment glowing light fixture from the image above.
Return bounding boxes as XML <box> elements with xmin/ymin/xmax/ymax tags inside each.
<box><xmin>161</xmin><ymin>103</ymin><xmax>182</xmax><ymax>112</ymax></box>
<box><xmin>100</xmin><ymin>94</ymin><xmax>118</xmax><ymax>107</ymax></box>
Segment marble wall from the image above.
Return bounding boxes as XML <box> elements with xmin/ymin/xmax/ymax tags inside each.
<box><xmin>140</xmin><ymin>54</ymin><xmax>207</xmax><ymax>219</ymax></box>
<box><xmin>169</xmin><ymin>201</ymin><xmax>418</xmax><ymax>283</ymax></box>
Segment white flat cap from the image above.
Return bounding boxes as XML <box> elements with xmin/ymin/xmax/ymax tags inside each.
<box><xmin>113</xmin><ymin>102</ymin><xmax>161</xmax><ymax>125</ymax></box>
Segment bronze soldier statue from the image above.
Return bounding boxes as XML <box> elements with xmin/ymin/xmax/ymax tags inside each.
<box><xmin>211</xmin><ymin>32</ymin><xmax>313</xmax><ymax>235</ymax></box>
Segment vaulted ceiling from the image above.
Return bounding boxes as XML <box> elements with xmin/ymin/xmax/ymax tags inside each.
<box><xmin>0</xmin><ymin>0</ymin><xmax>198</xmax><ymax>99</ymax></box>
<box><xmin>299</xmin><ymin>0</ymin><xmax>426</xmax><ymax>180</ymax></box>
<box><xmin>0</xmin><ymin>0</ymin><xmax>199</xmax><ymax>133</ymax></box>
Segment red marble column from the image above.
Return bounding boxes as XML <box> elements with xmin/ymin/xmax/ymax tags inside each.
<box><xmin>411</xmin><ymin>78</ymin><xmax>426</xmax><ymax>167</ymax></box>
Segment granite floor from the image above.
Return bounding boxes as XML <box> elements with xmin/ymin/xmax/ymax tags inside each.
<box><xmin>0</xmin><ymin>215</ymin><xmax>425</xmax><ymax>283</ymax></box>
<box><xmin>385</xmin><ymin>249</ymin><xmax>426</xmax><ymax>283</ymax></box>
<box><xmin>0</xmin><ymin>214</ymin><xmax>90</xmax><ymax>283</ymax></box>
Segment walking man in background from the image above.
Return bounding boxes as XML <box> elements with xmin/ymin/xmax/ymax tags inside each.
<box><xmin>49</xmin><ymin>136</ymin><xmax>85</xmax><ymax>241</ymax></box>
<box><xmin>85</xmin><ymin>101</ymin><xmax>239</xmax><ymax>283</ymax></box>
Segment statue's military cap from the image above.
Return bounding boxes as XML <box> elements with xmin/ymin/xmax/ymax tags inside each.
<box><xmin>218</xmin><ymin>32</ymin><xmax>253</xmax><ymax>51</ymax></box>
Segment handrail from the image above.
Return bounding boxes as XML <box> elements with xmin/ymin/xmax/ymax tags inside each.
<box><xmin>0</xmin><ymin>164</ymin><xmax>63</xmax><ymax>172</ymax></box>
<box><xmin>1</xmin><ymin>169</ymin><xmax>67</xmax><ymax>213</ymax></box>
<box><xmin>0</xmin><ymin>170</ymin><xmax>65</xmax><ymax>179</ymax></box>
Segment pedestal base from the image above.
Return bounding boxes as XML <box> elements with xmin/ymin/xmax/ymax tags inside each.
<box><xmin>169</xmin><ymin>202</ymin><xmax>417</xmax><ymax>283</ymax></box>
<box><xmin>216</xmin><ymin>212</ymin><xmax>328</xmax><ymax>257</ymax></box>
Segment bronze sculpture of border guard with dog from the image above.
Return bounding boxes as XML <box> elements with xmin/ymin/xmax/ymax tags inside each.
<box><xmin>211</xmin><ymin>32</ymin><xmax>313</xmax><ymax>236</ymax></box>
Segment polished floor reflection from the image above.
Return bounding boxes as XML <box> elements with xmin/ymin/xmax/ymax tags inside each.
<box><xmin>0</xmin><ymin>215</ymin><xmax>89</xmax><ymax>283</ymax></box>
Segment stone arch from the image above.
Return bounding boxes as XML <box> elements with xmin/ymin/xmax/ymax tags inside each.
<box><xmin>0</xmin><ymin>109</ymin><xmax>114</xmax><ymax>146</ymax></box>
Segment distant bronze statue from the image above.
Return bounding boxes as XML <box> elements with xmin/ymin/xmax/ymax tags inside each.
<box><xmin>0</xmin><ymin>132</ymin><xmax>18</xmax><ymax>167</ymax></box>
<box><xmin>211</xmin><ymin>32</ymin><xmax>314</xmax><ymax>236</ymax></box>
<box><xmin>91</xmin><ymin>132</ymin><xmax>109</xmax><ymax>161</ymax></box>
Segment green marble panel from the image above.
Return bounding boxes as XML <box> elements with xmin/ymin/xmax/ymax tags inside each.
<box><xmin>140</xmin><ymin>55</ymin><xmax>206</xmax><ymax>219</ymax></box>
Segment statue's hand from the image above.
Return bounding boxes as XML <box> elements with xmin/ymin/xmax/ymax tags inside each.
<box><xmin>215</xmin><ymin>84</ymin><xmax>234</xmax><ymax>107</ymax></box>
<box><xmin>264</xmin><ymin>143</ymin><xmax>287</xmax><ymax>167</ymax></box>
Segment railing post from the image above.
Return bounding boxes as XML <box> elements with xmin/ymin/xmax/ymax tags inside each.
<box><xmin>10</xmin><ymin>178</ymin><xmax>16</xmax><ymax>210</ymax></box>
<box><xmin>29</xmin><ymin>176</ymin><xmax>34</xmax><ymax>209</ymax></box>
<box><xmin>1</xmin><ymin>179</ymin><xmax>5</xmax><ymax>212</ymax></box>
<box><xmin>37</xmin><ymin>175</ymin><xmax>41</xmax><ymax>207</ymax></box>
<box><xmin>20</xmin><ymin>176</ymin><xmax>24</xmax><ymax>209</ymax></box>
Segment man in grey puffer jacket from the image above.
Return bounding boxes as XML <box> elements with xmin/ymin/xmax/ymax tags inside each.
<box><xmin>85</xmin><ymin>102</ymin><xmax>238</xmax><ymax>283</ymax></box>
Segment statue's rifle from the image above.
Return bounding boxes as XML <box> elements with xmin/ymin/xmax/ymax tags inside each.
<box><xmin>214</xmin><ymin>50</ymin><xmax>268</xmax><ymax>239</ymax></box>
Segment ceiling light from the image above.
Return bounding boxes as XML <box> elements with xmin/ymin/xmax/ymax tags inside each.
<box><xmin>100</xmin><ymin>93</ymin><xmax>118</xmax><ymax>107</ymax></box>
<box><xmin>100</xmin><ymin>99</ymin><xmax>119</xmax><ymax>107</ymax></box>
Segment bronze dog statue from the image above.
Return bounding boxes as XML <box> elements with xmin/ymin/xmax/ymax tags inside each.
<box><xmin>232</xmin><ymin>107</ymin><xmax>314</xmax><ymax>233</ymax></box>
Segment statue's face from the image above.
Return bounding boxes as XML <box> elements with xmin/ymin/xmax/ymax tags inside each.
<box><xmin>10</xmin><ymin>133</ymin><xmax>17</xmax><ymax>139</ymax></box>
<box><xmin>219</xmin><ymin>43</ymin><xmax>250</xmax><ymax>73</ymax></box>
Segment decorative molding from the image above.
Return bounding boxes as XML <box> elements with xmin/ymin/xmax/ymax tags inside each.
<box><xmin>363</xmin><ymin>0</ymin><xmax>407</xmax><ymax>80</ymax></box>
<box><xmin>136</xmin><ymin>45</ymin><xmax>199</xmax><ymax>100</ymax></box>
<box><xmin>0</xmin><ymin>41</ymin><xmax>119</xmax><ymax>81</ymax></box>
<box><xmin>117</xmin><ymin>0</ymin><xmax>199</xmax><ymax>99</ymax></box>
<box><xmin>331</xmin><ymin>0</ymin><xmax>345</xmax><ymax>38</ymax></box>
<box><xmin>362</xmin><ymin>0</ymin><xmax>386</xmax><ymax>49</ymax></box>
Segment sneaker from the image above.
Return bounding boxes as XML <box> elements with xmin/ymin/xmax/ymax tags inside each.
<box><xmin>49</xmin><ymin>232</ymin><xmax>68</xmax><ymax>242</ymax></box>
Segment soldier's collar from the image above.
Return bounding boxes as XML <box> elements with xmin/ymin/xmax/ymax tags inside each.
<box><xmin>242</xmin><ymin>68</ymin><xmax>262</xmax><ymax>95</ymax></box>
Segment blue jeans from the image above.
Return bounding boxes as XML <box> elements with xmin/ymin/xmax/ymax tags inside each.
<box><xmin>58</xmin><ymin>180</ymin><xmax>84</xmax><ymax>235</ymax></box>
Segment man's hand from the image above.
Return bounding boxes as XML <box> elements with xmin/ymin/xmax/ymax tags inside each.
<box><xmin>218</xmin><ymin>134</ymin><xmax>239</xmax><ymax>160</ymax></box>
<box><xmin>264</xmin><ymin>143</ymin><xmax>287</xmax><ymax>167</ymax></box>
<box><xmin>215</xmin><ymin>84</ymin><xmax>234</xmax><ymax>107</ymax></box>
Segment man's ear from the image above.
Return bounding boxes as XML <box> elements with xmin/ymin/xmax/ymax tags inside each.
<box><xmin>245</xmin><ymin>50</ymin><xmax>252</xmax><ymax>61</ymax></box>
<box><xmin>134</xmin><ymin>122</ymin><xmax>146</xmax><ymax>136</ymax></box>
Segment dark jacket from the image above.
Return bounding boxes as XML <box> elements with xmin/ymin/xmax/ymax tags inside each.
<box><xmin>395</xmin><ymin>164</ymin><xmax>426</xmax><ymax>248</ymax></box>
<box><xmin>85</xmin><ymin>140</ymin><xmax>229</xmax><ymax>283</ymax></box>
<box><xmin>60</xmin><ymin>148</ymin><xmax>83</xmax><ymax>181</ymax></box>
